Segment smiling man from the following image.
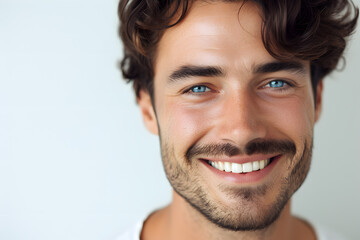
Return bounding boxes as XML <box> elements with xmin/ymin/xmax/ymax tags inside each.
<box><xmin>117</xmin><ymin>1</ymin><xmax>358</xmax><ymax>240</ymax></box>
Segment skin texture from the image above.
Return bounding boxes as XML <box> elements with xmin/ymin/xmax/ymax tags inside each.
<box><xmin>138</xmin><ymin>1</ymin><xmax>323</xmax><ymax>240</ymax></box>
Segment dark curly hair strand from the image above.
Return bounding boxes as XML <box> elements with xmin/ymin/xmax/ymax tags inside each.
<box><xmin>118</xmin><ymin>0</ymin><xmax>358</xmax><ymax>99</ymax></box>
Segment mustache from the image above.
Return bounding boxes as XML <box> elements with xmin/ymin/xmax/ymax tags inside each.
<box><xmin>185</xmin><ymin>139</ymin><xmax>296</xmax><ymax>161</ymax></box>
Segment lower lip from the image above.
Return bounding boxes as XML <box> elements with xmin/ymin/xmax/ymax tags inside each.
<box><xmin>200</xmin><ymin>156</ymin><xmax>281</xmax><ymax>184</ymax></box>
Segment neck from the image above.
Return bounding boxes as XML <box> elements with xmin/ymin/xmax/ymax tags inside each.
<box><xmin>141</xmin><ymin>190</ymin><xmax>314</xmax><ymax>240</ymax></box>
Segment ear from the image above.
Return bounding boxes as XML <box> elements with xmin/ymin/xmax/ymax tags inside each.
<box><xmin>137</xmin><ymin>90</ymin><xmax>159</xmax><ymax>135</ymax></box>
<box><xmin>314</xmin><ymin>80</ymin><xmax>323</xmax><ymax>123</ymax></box>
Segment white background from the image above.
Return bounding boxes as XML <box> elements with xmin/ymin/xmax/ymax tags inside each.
<box><xmin>0</xmin><ymin>0</ymin><xmax>359</xmax><ymax>239</ymax></box>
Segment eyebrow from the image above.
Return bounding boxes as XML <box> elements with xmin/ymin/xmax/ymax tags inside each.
<box><xmin>253</xmin><ymin>61</ymin><xmax>307</xmax><ymax>76</ymax></box>
<box><xmin>167</xmin><ymin>61</ymin><xmax>307</xmax><ymax>83</ymax></box>
<box><xmin>168</xmin><ymin>65</ymin><xmax>224</xmax><ymax>83</ymax></box>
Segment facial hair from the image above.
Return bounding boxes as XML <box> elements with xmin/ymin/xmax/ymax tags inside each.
<box><xmin>160</xmin><ymin>137</ymin><xmax>313</xmax><ymax>231</ymax></box>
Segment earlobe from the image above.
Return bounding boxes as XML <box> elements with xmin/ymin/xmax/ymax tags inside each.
<box><xmin>137</xmin><ymin>90</ymin><xmax>159</xmax><ymax>135</ymax></box>
<box><xmin>314</xmin><ymin>80</ymin><xmax>323</xmax><ymax>122</ymax></box>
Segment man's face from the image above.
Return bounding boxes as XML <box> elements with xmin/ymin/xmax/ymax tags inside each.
<box><xmin>139</xmin><ymin>1</ymin><xmax>322</xmax><ymax>231</ymax></box>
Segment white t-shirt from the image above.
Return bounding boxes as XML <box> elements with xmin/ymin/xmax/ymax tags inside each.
<box><xmin>115</xmin><ymin>214</ymin><xmax>348</xmax><ymax>240</ymax></box>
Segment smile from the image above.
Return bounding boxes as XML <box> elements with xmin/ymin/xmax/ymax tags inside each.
<box><xmin>207</xmin><ymin>158</ymin><xmax>273</xmax><ymax>174</ymax></box>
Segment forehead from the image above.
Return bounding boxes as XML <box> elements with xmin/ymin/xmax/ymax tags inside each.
<box><xmin>154</xmin><ymin>1</ymin><xmax>274</xmax><ymax>78</ymax></box>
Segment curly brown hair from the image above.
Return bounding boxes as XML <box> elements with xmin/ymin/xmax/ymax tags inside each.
<box><xmin>118</xmin><ymin>0</ymin><xmax>358</xmax><ymax>99</ymax></box>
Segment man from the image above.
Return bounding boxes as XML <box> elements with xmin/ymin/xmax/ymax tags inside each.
<box><xmin>117</xmin><ymin>0</ymin><xmax>358</xmax><ymax>239</ymax></box>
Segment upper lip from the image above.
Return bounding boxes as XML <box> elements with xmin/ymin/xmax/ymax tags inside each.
<box><xmin>199</xmin><ymin>153</ymin><xmax>280</xmax><ymax>164</ymax></box>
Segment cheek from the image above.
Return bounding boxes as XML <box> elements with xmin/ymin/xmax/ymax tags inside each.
<box><xmin>268</xmin><ymin>96</ymin><xmax>315</xmax><ymax>141</ymax></box>
<box><xmin>158</xmin><ymin>100</ymin><xmax>219</xmax><ymax>155</ymax></box>
<box><xmin>166</xmin><ymin>103</ymin><xmax>210</xmax><ymax>140</ymax></box>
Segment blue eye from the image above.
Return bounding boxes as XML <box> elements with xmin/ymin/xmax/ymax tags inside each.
<box><xmin>190</xmin><ymin>85</ymin><xmax>210</xmax><ymax>93</ymax></box>
<box><xmin>267</xmin><ymin>80</ymin><xmax>286</xmax><ymax>88</ymax></box>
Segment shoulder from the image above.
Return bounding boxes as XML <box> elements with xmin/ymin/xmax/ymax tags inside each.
<box><xmin>114</xmin><ymin>210</ymin><xmax>157</xmax><ymax>240</ymax></box>
<box><xmin>114</xmin><ymin>219</ymin><xmax>144</xmax><ymax>240</ymax></box>
<box><xmin>295</xmin><ymin>216</ymin><xmax>350</xmax><ymax>240</ymax></box>
<box><xmin>312</xmin><ymin>222</ymin><xmax>350</xmax><ymax>240</ymax></box>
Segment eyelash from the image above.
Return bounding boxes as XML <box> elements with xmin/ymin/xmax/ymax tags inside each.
<box><xmin>182</xmin><ymin>79</ymin><xmax>295</xmax><ymax>95</ymax></box>
<box><xmin>183</xmin><ymin>84</ymin><xmax>213</xmax><ymax>95</ymax></box>
<box><xmin>262</xmin><ymin>79</ymin><xmax>294</xmax><ymax>91</ymax></box>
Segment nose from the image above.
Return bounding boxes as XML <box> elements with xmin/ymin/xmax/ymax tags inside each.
<box><xmin>214</xmin><ymin>89</ymin><xmax>267</xmax><ymax>147</ymax></box>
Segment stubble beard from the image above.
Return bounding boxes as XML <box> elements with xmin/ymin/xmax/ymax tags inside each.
<box><xmin>160</xmin><ymin>137</ymin><xmax>313</xmax><ymax>231</ymax></box>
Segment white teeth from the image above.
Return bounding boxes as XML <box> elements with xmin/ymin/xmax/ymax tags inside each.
<box><xmin>259</xmin><ymin>160</ymin><xmax>265</xmax><ymax>169</ymax></box>
<box><xmin>208</xmin><ymin>159</ymin><xmax>272</xmax><ymax>174</ymax></box>
<box><xmin>224</xmin><ymin>162</ymin><xmax>232</xmax><ymax>172</ymax></box>
<box><xmin>242</xmin><ymin>162</ymin><xmax>253</xmax><ymax>173</ymax></box>
<box><xmin>252</xmin><ymin>161</ymin><xmax>260</xmax><ymax>171</ymax></box>
<box><xmin>265</xmin><ymin>159</ymin><xmax>269</xmax><ymax>165</ymax></box>
<box><xmin>218</xmin><ymin>161</ymin><xmax>225</xmax><ymax>171</ymax></box>
<box><xmin>232</xmin><ymin>163</ymin><xmax>242</xmax><ymax>173</ymax></box>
